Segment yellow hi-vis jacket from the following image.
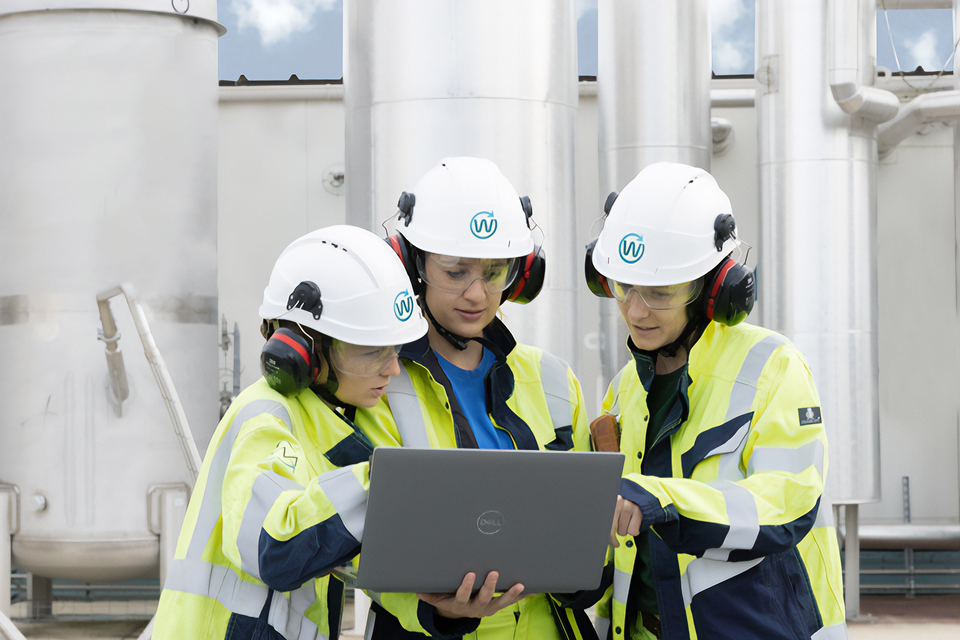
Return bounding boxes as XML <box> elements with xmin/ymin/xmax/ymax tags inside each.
<box><xmin>353</xmin><ymin>320</ymin><xmax>601</xmax><ymax>640</ymax></box>
<box><xmin>153</xmin><ymin>378</ymin><xmax>373</xmax><ymax>640</ymax></box>
<box><xmin>595</xmin><ymin>322</ymin><xmax>846</xmax><ymax>640</ymax></box>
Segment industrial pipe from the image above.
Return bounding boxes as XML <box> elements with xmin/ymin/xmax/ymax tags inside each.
<box><xmin>829</xmin><ymin>0</ymin><xmax>900</xmax><ymax>122</ymax></box>
<box><xmin>96</xmin><ymin>285</ymin><xmax>202</xmax><ymax>485</ymax></box>
<box><xmin>878</xmin><ymin>90</ymin><xmax>960</xmax><ymax>156</ymax></box>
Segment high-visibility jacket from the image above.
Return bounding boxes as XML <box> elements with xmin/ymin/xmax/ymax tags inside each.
<box><xmin>353</xmin><ymin>319</ymin><xmax>600</xmax><ymax>640</ymax></box>
<box><xmin>594</xmin><ymin>321</ymin><xmax>846</xmax><ymax>640</ymax></box>
<box><xmin>153</xmin><ymin>378</ymin><xmax>373</xmax><ymax>640</ymax></box>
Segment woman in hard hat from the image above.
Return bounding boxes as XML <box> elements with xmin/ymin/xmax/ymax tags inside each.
<box><xmin>152</xmin><ymin>225</ymin><xmax>428</xmax><ymax>640</ymax></box>
<box><xmin>584</xmin><ymin>162</ymin><xmax>846</xmax><ymax>640</ymax></box>
<box><xmin>354</xmin><ymin>157</ymin><xmax>599</xmax><ymax>640</ymax></box>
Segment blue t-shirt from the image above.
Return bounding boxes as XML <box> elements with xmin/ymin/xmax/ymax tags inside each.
<box><xmin>435</xmin><ymin>348</ymin><xmax>514</xmax><ymax>450</ymax></box>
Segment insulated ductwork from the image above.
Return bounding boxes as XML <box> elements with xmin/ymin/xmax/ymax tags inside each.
<box><xmin>344</xmin><ymin>0</ymin><xmax>580</xmax><ymax>368</ymax></box>
<box><xmin>596</xmin><ymin>0</ymin><xmax>712</xmax><ymax>384</ymax></box>
<box><xmin>757</xmin><ymin>0</ymin><xmax>881</xmax><ymax>505</ymax></box>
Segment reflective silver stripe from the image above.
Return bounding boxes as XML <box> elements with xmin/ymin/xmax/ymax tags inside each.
<box><xmin>386</xmin><ymin>366</ymin><xmax>432</xmax><ymax>449</ymax></box>
<box><xmin>711</xmin><ymin>481</ymin><xmax>760</xmax><ymax>551</ymax></box>
<box><xmin>238</xmin><ymin>471</ymin><xmax>304</xmax><ymax>580</ymax></box>
<box><xmin>317</xmin><ymin>467</ymin><xmax>367</xmax><ymax>542</ymax></box>
<box><xmin>812</xmin><ymin>622</ymin><xmax>848</xmax><ymax>640</ymax></box>
<box><xmin>540</xmin><ymin>351</ymin><xmax>572</xmax><ymax>431</ymax></box>
<box><xmin>608</xmin><ymin>370</ymin><xmax>624</xmax><ymax>416</ymax></box>
<box><xmin>268</xmin><ymin>585</ymin><xmax>324</xmax><ymax>640</ymax></box>
<box><xmin>725</xmin><ymin>335</ymin><xmax>786</xmax><ymax>421</ymax></box>
<box><xmin>188</xmin><ymin>400</ymin><xmax>293</xmax><ymax>559</ymax></box>
<box><xmin>164</xmin><ymin>558</ymin><xmax>268</xmax><ymax>618</ymax></box>
<box><xmin>594</xmin><ymin>615</ymin><xmax>610</xmax><ymax>640</ymax></box>
<box><xmin>680</xmin><ymin>556</ymin><xmax>763</xmax><ymax>606</ymax></box>
<box><xmin>747</xmin><ymin>440</ymin><xmax>825</xmax><ymax>477</ymax></box>
<box><xmin>364</xmin><ymin>609</ymin><xmax>377</xmax><ymax>640</ymax></box>
<box><xmin>612</xmin><ymin>567</ymin><xmax>631</xmax><ymax>605</ymax></box>
<box><xmin>705</xmin><ymin>423</ymin><xmax>750</xmax><ymax>459</ymax></box>
<box><xmin>816</xmin><ymin>490</ymin><xmax>836</xmax><ymax>528</ymax></box>
<box><xmin>163</xmin><ymin>558</ymin><xmax>326</xmax><ymax>640</ymax></box>
<box><xmin>714</xmin><ymin>334</ymin><xmax>787</xmax><ymax>481</ymax></box>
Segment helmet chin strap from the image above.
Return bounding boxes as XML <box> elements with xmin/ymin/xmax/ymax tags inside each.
<box><xmin>657</xmin><ymin>317</ymin><xmax>706</xmax><ymax>359</ymax></box>
<box><xmin>421</xmin><ymin>297</ymin><xmax>471</xmax><ymax>351</ymax></box>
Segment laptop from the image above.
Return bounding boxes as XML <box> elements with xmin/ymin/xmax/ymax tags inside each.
<box><xmin>352</xmin><ymin>447</ymin><xmax>625</xmax><ymax>594</ymax></box>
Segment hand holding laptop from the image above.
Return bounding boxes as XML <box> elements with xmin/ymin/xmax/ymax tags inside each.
<box><xmin>417</xmin><ymin>570</ymin><xmax>527</xmax><ymax>619</ymax></box>
<box><xmin>610</xmin><ymin>495</ymin><xmax>644</xmax><ymax>548</ymax></box>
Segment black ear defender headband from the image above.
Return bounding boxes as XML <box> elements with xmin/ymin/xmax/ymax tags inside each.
<box><xmin>583</xmin><ymin>198</ymin><xmax>755</xmax><ymax>326</ymax></box>
<box><xmin>704</xmin><ymin>214</ymin><xmax>755</xmax><ymax>326</ymax></box>
<box><xmin>385</xmin><ymin>192</ymin><xmax>546</xmax><ymax>304</ymax></box>
<box><xmin>260</xmin><ymin>281</ymin><xmax>324</xmax><ymax>396</ymax></box>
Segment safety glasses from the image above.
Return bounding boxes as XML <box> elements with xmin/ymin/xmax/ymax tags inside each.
<box><xmin>329</xmin><ymin>340</ymin><xmax>402</xmax><ymax>377</ymax></box>
<box><xmin>417</xmin><ymin>253</ymin><xmax>520</xmax><ymax>296</ymax></box>
<box><xmin>610</xmin><ymin>279</ymin><xmax>703</xmax><ymax>310</ymax></box>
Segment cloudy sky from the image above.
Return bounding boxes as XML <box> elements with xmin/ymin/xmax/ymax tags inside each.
<box><xmin>217</xmin><ymin>0</ymin><xmax>954</xmax><ymax>82</ymax></box>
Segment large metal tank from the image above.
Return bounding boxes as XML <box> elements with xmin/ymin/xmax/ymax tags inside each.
<box><xmin>344</xmin><ymin>0</ymin><xmax>581</xmax><ymax>368</ymax></box>
<box><xmin>0</xmin><ymin>0</ymin><xmax>222</xmax><ymax>580</ymax></box>
<box><xmin>756</xmin><ymin>0</ymin><xmax>885</xmax><ymax>504</ymax></box>
<box><xmin>595</xmin><ymin>0</ymin><xmax>712</xmax><ymax>383</ymax></box>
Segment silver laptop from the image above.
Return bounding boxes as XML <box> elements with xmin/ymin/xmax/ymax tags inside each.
<box><xmin>353</xmin><ymin>447</ymin><xmax>625</xmax><ymax>594</ymax></box>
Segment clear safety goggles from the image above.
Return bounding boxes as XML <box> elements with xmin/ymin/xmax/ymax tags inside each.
<box><xmin>610</xmin><ymin>279</ymin><xmax>704</xmax><ymax>310</ymax></box>
<box><xmin>329</xmin><ymin>340</ymin><xmax>402</xmax><ymax>377</ymax></box>
<box><xmin>417</xmin><ymin>253</ymin><xmax>520</xmax><ymax>296</ymax></box>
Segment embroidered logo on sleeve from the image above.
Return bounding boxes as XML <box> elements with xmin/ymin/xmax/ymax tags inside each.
<box><xmin>799</xmin><ymin>407</ymin><xmax>822</xmax><ymax>425</ymax></box>
<box><xmin>268</xmin><ymin>440</ymin><xmax>299</xmax><ymax>471</ymax></box>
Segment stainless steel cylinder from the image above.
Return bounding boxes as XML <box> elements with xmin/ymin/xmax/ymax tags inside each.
<box><xmin>756</xmin><ymin>0</ymin><xmax>880</xmax><ymax>503</ymax></box>
<box><xmin>595</xmin><ymin>0</ymin><xmax>712</xmax><ymax>383</ymax></box>
<box><xmin>0</xmin><ymin>0</ymin><xmax>222</xmax><ymax>579</ymax></box>
<box><xmin>344</xmin><ymin>0</ymin><xmax>581</xmax><ymax>368</ymax></box>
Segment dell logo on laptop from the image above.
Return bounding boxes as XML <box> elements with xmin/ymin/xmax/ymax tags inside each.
<box><xmin>477</xmin><ymin>510</ymin><xmax>504</xmax><ymax>535</ymax></box>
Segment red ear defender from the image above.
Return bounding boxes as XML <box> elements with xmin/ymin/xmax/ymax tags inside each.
<box><xmin>584</xmin><ymin>238</ymin><xmax>614</xmax><ymax>298</ymax></box>
<box><xmin>385</xmin><ymin>234</ymin><xmax>421</xmax><ymax>290</ymax></box>
<box><xmin>260</xmin><ymin>327</ymin><xmax>320</xmax><ymax>396</ymax></box>
<box><xmin>502</xmin><ymin>245</ymin><xmax>545</xmax><ymax>304</ymax></box>
<box><xmin>703</xmin><ymin>257</ymin><xmax>755</xmax><ymax>326</ymax></box>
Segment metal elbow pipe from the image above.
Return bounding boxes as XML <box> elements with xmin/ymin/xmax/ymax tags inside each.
<box><xmin>828</xmin><ymin>0</ymin><xmax>900</xmax><ymax>123</ymax></box>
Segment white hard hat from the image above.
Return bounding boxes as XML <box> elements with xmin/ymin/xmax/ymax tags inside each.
<box><xmin>259</xmin><ymin>225</ymin><xmax>428</xmax><ymax>346</ymax></box>
<box><xmin>396</xmin><ymin>157</ymin><xmax>534</xmax><ymax>259</ymax></box>
<box><xmin>592</xmin><ymin>162</ymin><xmax>737</xmax><ymax>286</ymax></box>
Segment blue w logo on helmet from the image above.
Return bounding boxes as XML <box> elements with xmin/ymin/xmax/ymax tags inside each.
<box><xmin>618</xmin><ymin>234</ymin><xmax>645</xmax><ymax>263</ymax></box>
<box><xmin>470</xmin><ymin>211</ymin><xmax>498</xmax><ymax>239</ymax></box>
<box><xmin>394</xmin><ymin>290</ymin><xmax>414</xmax><ymax>321</ymax></box>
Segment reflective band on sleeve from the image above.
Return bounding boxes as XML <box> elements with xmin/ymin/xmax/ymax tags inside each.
<box><xmin>188</xmin><ymin>400</ymin><xmax>293</xmax><ymax>560</ymax></box>
<box><xmin>747</xmin><ymin>440</ymin><xmax>825</xmax><ymax>477</ymax></box>
<box><xmin>710</xmin><ymin>481</ymin><xmax>760</xmax><ymax>551</ymax></box>
<box><xmin>812</xmin><ymin>622</ymin><xmax>848</xmax><ymax>640</ymax></box>
<box><xmin>680</xmin><ymin>556</ymin><xmax>763</xmax><ymax>607</ymax></box>
<box><xmin>238</xmin><ymin>471</ymin><xmax>305</xmax><ymax>580</ymax></box>
<box><xmin>163</xmin><ymin>558</ymin><xmax>326</xmax><ymax>640</ymax></box>
<box><xmin>385</xmin><ymin>367</ymin><xmax>432</xmax><ymax>449</ymax></box>
<box><xmin>724</xmin><ymin>335</ymin><xmax>785</xmax><ymax>421</ymax></box>
<box><xmin>594</xmin><ymin>615</ymin><xmax>611</xmax><ymax>640</ymax></box>
<box><xmin>317</xmin><ymin>467</ymin><xmax>367</xmax><ymax>542</ymax></box>
<box><xmin>612</xmin><ymin>567</ymin><xmax>631</xmax><ymax>605</ymax></box>
<box><xmin>540</xmin><ymin>351</ymin><xmax>573</xmax><ymax>431</ymax></box>
<box><xmin>713</xmin><ymin>335</ymin><xmax>786</xmax><ymax>482</ymax></box>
